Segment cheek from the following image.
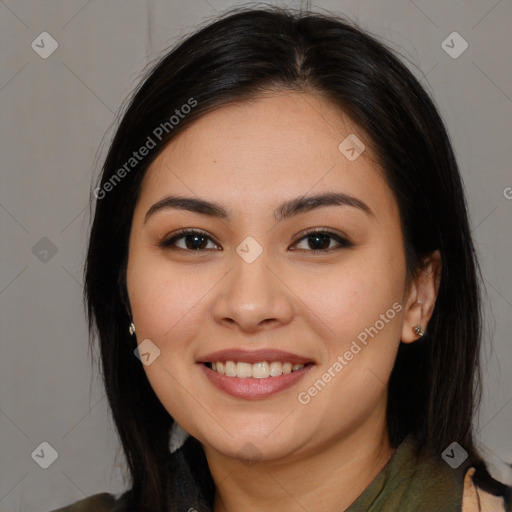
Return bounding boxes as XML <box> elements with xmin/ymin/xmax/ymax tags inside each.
<box><xmin>293</xmin><ymin>256</ymin><xmax>404</xmax><ymax>425</ymax></box>
<box><xmin>126</xmin><ymin>252</ymin><xmax>212</xmax><ymax>421</ymax></box>
<box><xmin>126</xmin><ymin>248</ymin><xmax>211</xmax><ymax>347</ymax></box>
<box><xmin>295</xmin><ymin>251</ymin><xmax>405</xmax><ymax>348</ymax></box>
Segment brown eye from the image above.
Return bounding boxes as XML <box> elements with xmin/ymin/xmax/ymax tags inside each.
<box><xmin>291</xmin><ymin>230</ymin><xmax>353</xmax><ymax>252</ymax></box>
<box><xmin>158</xmin><ymin>229</ymin><xmax>220</xmax><ymax>251</ymax></box>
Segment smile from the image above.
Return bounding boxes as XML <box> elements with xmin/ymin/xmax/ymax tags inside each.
<box><xmin>207</xmin><ymin>361</ymin><xmax>306</xmax><ymax>378</ymax></box>
<box><xmin>197</xmin><ymin>349</ymin><xmax>315</xmax><ymax>399</ymax></box>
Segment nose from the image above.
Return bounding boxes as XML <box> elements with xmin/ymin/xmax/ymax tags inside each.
<box><xmin>211</xmin><ymin>250</ymin><xmax>295</xmax><ymax>333</ymax></box>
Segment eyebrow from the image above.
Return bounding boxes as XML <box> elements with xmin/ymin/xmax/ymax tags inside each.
<box><xmin>144</xmin><ymin>192</ymin><xmax>374</xmax><ymax>224</ymax></box>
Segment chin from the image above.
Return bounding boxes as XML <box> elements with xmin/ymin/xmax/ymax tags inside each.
<box><xmin>195</xmin><ymin>420</ymin><xmax>311</xmax><ymax>463</ymax></box>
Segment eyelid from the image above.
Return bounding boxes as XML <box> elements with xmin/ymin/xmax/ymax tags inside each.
<box><xmin>158</xmin><ymin>227</ymin><xmax>353</xmax><ymax>252</ymax></box>
<box><xmin>290</xmin><ymin>228</ymin><xmax>353</xmax><ymax>252</ymax></box>
<box><xmin>157</xmin><ymin>228</ymin><xmax>222</xmax><ymax>250</ymax></box>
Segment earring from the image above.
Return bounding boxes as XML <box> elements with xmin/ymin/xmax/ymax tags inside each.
<box><xmin>129</xmin><ymin>322</ymin><xmax>136</xmax><ymax>336</ymax></box>
<box><xmin>413</xmin><ymin>324</ymin><xmax>425</xmax><ymax>337</ymax></box>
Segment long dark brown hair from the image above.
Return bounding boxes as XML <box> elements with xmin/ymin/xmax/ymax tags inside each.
<box><xmin>84</xmin><ymin>6</ymin><xmax>500</xmax><ymax>510</ymax></box>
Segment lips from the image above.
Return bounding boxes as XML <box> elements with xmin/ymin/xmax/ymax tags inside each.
<box><xmin>197</xmin><ymin>349</ymin><xmax>315</xmax><ymax>399</ymax></box>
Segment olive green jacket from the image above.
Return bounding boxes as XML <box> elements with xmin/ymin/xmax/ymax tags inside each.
<box><xmin>51</xmin><ymin>436</ymin><xmax>511</xmax><ymax>512</ymax></box>
<box><xmin>50</xmin><ymin>471</ymin><xmax>510</xmax><ymax>511</ymax></box>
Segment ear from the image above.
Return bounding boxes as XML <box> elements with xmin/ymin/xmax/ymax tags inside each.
<box><xmin>401</xmin><ymin>250</ymin><xmax>442</xmax><ymax>343</ymax></box>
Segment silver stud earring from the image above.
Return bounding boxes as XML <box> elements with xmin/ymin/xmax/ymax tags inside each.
<box><xmin>129</xmin><ymin>322</ymin><xmax>136</xmax><ymax>336</ymax></box>
<box><xmin>413</xmin><ymin>324</ymin><xmax>425</xmax><ymax>337</ymax></box>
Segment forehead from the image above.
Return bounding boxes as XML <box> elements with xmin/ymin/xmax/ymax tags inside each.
<box><xmin>137</xmin><ymin>91</ymin><xmax>396</xmax><ymax>219</ymax></box>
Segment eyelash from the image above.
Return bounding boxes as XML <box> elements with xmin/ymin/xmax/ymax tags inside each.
<box><xmin>157</xmin><ymin>228</ymin><xmax>353</xmax><ymax>253</ymax></box>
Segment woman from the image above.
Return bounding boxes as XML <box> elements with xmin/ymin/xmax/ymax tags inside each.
<box><xmin>54</xmin><ymin>6</ymin><xmax>511</xmax><ymax>512</ymax></box>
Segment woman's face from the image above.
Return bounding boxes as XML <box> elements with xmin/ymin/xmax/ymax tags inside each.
<box><xmin>126</xmin><ymin>91</ymin><xmax>413</xmax><ymax>463</ymax></box>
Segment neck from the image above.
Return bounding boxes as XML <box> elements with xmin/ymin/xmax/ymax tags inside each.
<box><xmin>207</xmin><ymin>423</ymin><xmax>393</xmax><ymax>512</ymax></box>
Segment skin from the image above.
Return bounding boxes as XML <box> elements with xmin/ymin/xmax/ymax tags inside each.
<box><xmin>126</xmin><ymin>91</ymin><xmax>441</xmax><ymax>512</ymax></box>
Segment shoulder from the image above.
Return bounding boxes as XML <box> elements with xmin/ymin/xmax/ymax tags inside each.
<box><xmin>463</xmin><ymin>467</ymin><xmax>512</xmax><ymax>512</ymax></box>
<box><xmin>50</xmin><ymin>491</ymin><xmax>129</xmax><ymax>512</ymax></box>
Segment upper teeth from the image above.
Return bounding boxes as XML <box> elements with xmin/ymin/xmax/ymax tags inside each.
<box><xmin>210</xmin><ymin>361</ymin><xmax>305</xmax><ymax>378</ymax></box>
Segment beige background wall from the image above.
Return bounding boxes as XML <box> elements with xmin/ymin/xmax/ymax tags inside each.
<box><xmin>0</xmin><ymin>1</ymin><xmax>511</xmax><ymax>510</ymax></box>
